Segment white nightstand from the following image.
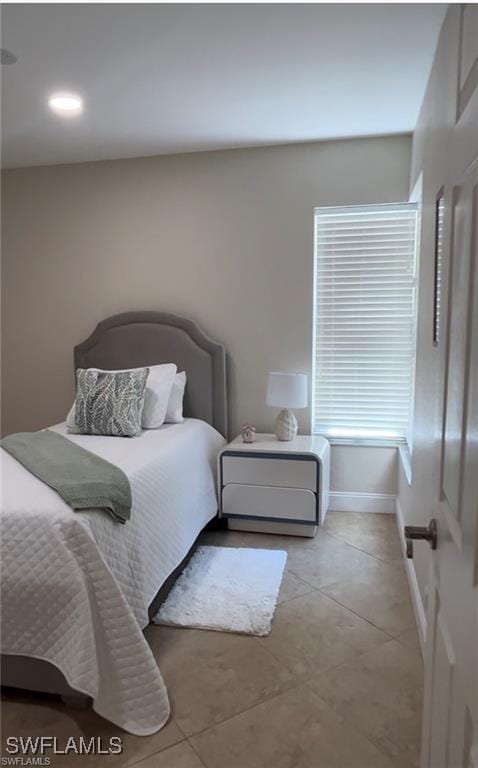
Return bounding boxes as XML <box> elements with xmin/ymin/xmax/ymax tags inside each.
<box><xmin>218</xmin><ymin>434</ymin><xmax>330</xmax><ymax>537</ymax></box>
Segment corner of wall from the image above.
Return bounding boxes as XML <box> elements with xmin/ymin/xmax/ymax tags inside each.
<box><xmin>395</xmin><ymin>496</ymin><xmax>427</xmax><ymax>657</ymax></box>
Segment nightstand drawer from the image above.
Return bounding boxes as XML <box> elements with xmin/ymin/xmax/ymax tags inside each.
<box><xmin>222</xmin><ymin>483</ymin><xmax>317</xmax><ymax>523</ymax></box>
<box><xmin>222</xmin><ymin>455</ymin><xmax>317</xmax><ymax>491</ymax></box>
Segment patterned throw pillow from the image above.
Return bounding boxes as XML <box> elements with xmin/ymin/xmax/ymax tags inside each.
<box><xmin>74</xmin><ymin>368</ymin><xmax>149</xmax><ymax>437</ymax></box>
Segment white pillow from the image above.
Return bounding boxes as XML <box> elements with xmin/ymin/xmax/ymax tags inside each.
<box><xmin>67</xmin><ymin>363</ymin><xmax>177</xmax><ymax>431</ymax></box>
<box><xmin>164</xmin><ymin>371</ymin><xmax>187</xmax><ymax>423</ymax></box>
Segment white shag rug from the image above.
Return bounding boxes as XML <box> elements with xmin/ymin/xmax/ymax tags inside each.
<box><xmin>152</xmin><ymin>545</ymin><xmax>287</xmax><ymax>637</ymax></box>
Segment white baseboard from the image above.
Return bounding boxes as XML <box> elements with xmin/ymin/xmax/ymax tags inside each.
<box><xmin>395</xmin><ymin>497</ymin><xmax>427</xmax><ymax>656</ymax></box>
<box><xmin>328</xmin><ymin>491</ymin><xmax>396</xmax><ymax>514</ymax></box>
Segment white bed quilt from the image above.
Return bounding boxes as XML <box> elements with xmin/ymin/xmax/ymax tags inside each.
<box><xmin>1</xmin><ymin>419</ymin><xmax>225</xmax><ymax>735</ymax></box>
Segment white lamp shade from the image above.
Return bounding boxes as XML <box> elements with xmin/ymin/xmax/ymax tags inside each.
<box><xmin>266</xmin><ymin>372</ymin><xmax>308</xmax><ymax>409</ymax></box>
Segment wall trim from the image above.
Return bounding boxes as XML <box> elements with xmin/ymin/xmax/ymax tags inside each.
<box><xmin>398</xmin><ymin>443</ymin><xmax>413</xmax><ymax>486</ymax></box>
<box><xmin>329</xmin><ymin>491</ymin><xmax>396</xmax><ymax>514</ymax></box>
<box><xmin>395</xmin><ymin>497</ymin><xmax>427</xmax><ymax>657</ymax></box>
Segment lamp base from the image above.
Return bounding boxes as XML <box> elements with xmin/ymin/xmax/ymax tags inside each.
<box><xmin>275</xmin><ymin>409</ymin><xmax>298</xmax><ymax>441</ymax></box>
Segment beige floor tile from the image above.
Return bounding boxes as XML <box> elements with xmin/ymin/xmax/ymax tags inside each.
<box><xmin>1</xmin><ymin>689</ymin><xmax>184</xmax><ymax>768</ymax></box>
<box><xmin>1</xmin><ymin>693</ymin><xmax>83</xmax><ymax>768</ymax></box>
<box><xmin>324</xmin><ymin>512</ymin><xmax>402</xmax><ymax>562</ymax></box>
<box><xmin>309</xmin><ymin>639</ymin><xmax>423</xmax><ymax>768</ymax></box>
<box><xmin>320</xmin><ymin>559</ymin><xmax>415</xmax><ymax>636</ymax></box>
<box><xmin>145</xmin><ymin>625</ymin><xmax>295</xmax><ymax>737</ymax></box>
<box><xmin>277</xmin><ymin>570</ymin><xmax>315</xmax><ymax>604</ymax></box>
<box><xmin>285</xmin><ymin>532</ymin><xmax>386</xmax><ymax>590</ymax></box>
<box><xmin>1</xmin><ymin>689</ymin><xmax>83</xmax><ymax>737</ymax></box>
<box><xmin>396</xmin><ymin>626</ymin><xmax>422</xmax><ymax>653</ymax></box>
<box><xmin>77</xmin><ymin>713</ymin><xmax>184</xmax><ymax>766</ymax></box>
<box><xmin>190</xmin><ymin>684</ymin><xmax>395</xmax><ymax>768</ymax></box>
<box><xmin>259</xmin><ymin>590</ymin><xmax>389</xmax><ymax>679</ymax></box>
<box><xmin>2</xmin><ymin>517</ymin><xmax>421</xmax><ymax>767</ymax></box>
<box><xmin>133</xmin><ymin>742</ymin><xmax>205</xmax><ymax>768</ymax></box>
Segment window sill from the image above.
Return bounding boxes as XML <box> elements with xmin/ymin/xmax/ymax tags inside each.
<box><xmin>317</xmin><ymin>436</ymin><xmax>404</xmax><ymax>449</ymax></box>
<box><xmin>398</xmin><ymin>443</ymin><xmax>413</xmax><ymax>485</ymax></box>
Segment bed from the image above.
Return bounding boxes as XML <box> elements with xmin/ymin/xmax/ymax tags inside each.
<box><xmin>0</xmin><ymin>311</ymin><xmax>228</xmax><ymax>735</ymax></box>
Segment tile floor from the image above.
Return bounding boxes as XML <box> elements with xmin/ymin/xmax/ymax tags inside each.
<box><xmin>1</xmin><ymin>513</ymin><xmax>423</xmax><ymax>768</ymax></box>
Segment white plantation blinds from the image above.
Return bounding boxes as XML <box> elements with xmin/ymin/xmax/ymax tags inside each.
<box><xmin>313</xmin><ymin>203</ymin><xmax>419</xmax><ymax>440</ymax></box>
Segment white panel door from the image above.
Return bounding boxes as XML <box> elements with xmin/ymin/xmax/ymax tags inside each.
<box><xmin>420</xmin><ymin>10</ymin><xmax>478</xmax><ymax>765</ymax></box>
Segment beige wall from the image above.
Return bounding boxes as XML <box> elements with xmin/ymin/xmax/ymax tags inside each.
<box><xmin>2</xmin><ymin>134</ymin><xmax>410</xmax><ymax>494</ymax></box>
<box><xmin>398</xmin><ymin>7</ymin><xmax>461</xmax><ymax>605</ymax></box>
<box><xmin>331</xmin><ymin>446</ymin><xmax>397</xmax><ymax>496</ymax></box>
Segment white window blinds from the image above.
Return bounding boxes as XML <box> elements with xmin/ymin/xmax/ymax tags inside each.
<box><xmin>313</xmin><ymin>203</ymin><xmax>419</xmax><ymax>441</ymax></box>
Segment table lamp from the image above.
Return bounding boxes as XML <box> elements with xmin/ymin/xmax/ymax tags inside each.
<box><xmin>266</xmin><ymin>372</ymin><xmax>308</xmax><ymax>441</ymax></box>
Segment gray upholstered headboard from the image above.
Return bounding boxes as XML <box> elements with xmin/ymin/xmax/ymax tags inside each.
<box><xmin>74</xmin><ymin>311</ymin><xmax>228</xmax><ymax>437</ymax></box>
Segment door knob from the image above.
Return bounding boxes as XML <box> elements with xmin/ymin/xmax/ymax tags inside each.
<box><xmin>404</xmin><ymin>519</ymin><xmax>438</xmax><ymax>559</ymax></box>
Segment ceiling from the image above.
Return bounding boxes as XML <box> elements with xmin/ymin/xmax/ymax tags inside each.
<box><xmin>1</xmin><ymin>3</ymin><xmax>446</xmax><ymax>168</ymax></box>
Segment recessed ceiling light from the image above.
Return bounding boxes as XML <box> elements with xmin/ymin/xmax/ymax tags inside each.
<box><xmin>48</xmin><ymin>92</ymin><xmax>83</xmax><ymax>117</ymax></box>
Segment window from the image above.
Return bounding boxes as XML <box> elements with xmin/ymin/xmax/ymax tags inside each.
<box><xmin>312</xmin><ymin>203</ymin><xmax>419</xmax><ymax>442</ymax></box>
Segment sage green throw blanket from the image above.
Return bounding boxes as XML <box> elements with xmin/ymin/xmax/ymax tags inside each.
<box><xmin>1</xmin><ymin>430</ymin><xmax>131</xmax><ymax>523</ymax></box>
